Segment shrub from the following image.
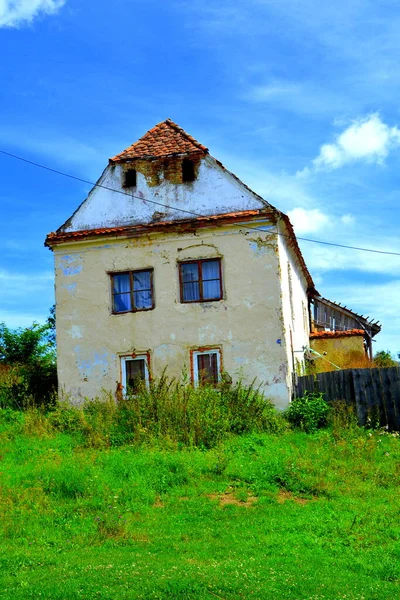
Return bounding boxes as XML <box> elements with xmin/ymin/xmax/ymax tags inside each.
<box><xmin>48</xmin><ymin>375</ymin><xmax>285</xmax><ymax>449</ymax></box>
<box><xmin>284</xmin><ymin>391</ymin><xmax>330</xmax><ymax>433</ymax></box>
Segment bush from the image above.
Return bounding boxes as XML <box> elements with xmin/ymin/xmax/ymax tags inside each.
<box><xmin>48</xmin><ymin>375</ymin><xmax>285</xmax><ymax>449</ymax></box>
<box><xmin>284</xmin><ymin>391</ymin><xmax>330</xmax><ymax>433</ymax></box>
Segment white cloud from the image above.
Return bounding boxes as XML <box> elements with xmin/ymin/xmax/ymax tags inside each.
<box><xmin>340</xmin><ymin>214</ymin><xmax>354</xmax><ymax>225</ymax></box>
<box><xmin>312</xmin><ymin>114</ymin><xmax>400</xmax><ymax>171</ymax></box>
<box><xmin>0</xmin><ymin>0</ymin><xmax>65</xmax><ymax>28</ymax></box>
<box><xmin>245</xmin><ymin>80</ymin><xmax>350</xmax><ymax>117</ymax></box>
<box><xmin>299</xmin><ymin>234</ymin><xmax>400</xmax><ymax>277</ymax></box>
<box><xmin>287</xmin><ymin>207</ymin><xmax>329</xmax><ymax>234</ymax></box>
<box><xmin>287</xmin><ymin>207</ymin><xmax>355</xmax><ymax>235</ymax></box>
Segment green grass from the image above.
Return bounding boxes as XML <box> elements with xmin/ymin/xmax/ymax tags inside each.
<box><xmin>1</xmin><ymin>410</ymin><xmax>400</xmax><ymax>599</ymax></box>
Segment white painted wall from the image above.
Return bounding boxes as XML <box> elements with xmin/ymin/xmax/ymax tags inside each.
<box><xmin>277</xmin><ymin>218</ymin><xmax>310</xmax><ymax>393</ymax></box>
<box><xmin>62</xmin><ymin>156</ymin><xmax>268</xmax><ymax>233</ymax></box>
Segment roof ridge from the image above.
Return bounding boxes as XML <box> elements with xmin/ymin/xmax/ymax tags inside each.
<box><xmin>163</xmin><ymin>118</ymin><xmax>208</xmax><ymax>152</ymax></box>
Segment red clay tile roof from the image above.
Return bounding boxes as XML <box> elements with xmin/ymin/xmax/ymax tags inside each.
<box><xmin>310</xmin><ymin>329</ymin><xmax>365</xmax><ymax>339</ymax></box>
<box><xmin>45</xmin><ymin>209</ymin><xmax>275</xmax><ymax>246</ymax></box>
<box><xmin>110</xmin><ymin>119</ymin><xmax>208</xmax><ymax>162</ymax></box>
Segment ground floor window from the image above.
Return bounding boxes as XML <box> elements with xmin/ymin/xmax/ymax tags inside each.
<box><xmin>192</xmin><ymin>348</ymin><xmax>221</xmax><ymax>386</ymax></box>
<box><xmin>121</xmin><ymin>354</ymin><xmax>150</xmax><ymax>394</ymax></box>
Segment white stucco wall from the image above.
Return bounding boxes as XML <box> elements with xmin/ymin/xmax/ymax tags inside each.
<box><xmin>277</xmin><ymin>219</ymin><xmax>310</xmax><ymax>393</ymax></box>
<box><xmin>62</xmin><ymin>156</ymin><xmax>269</xmax><ymax>232</ymax></box>
<box><xmin>54</xmin><ymin>220</ymin><xmax>293</xmax><ymax>409</ymax></box>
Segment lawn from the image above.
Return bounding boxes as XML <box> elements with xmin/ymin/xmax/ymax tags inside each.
<box><xmin>1</xmin><ymin>411</ymin><xmax>400</xmax><ymax>599</ymax></box>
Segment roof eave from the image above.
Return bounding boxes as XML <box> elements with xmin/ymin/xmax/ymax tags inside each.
<box><xmin>276</xmin><ymin>211</ymin><xmax>318</xmax><ymax>295</ymax></box>
<box><xmin>45</xmin><ymin>208</ymin><xmax>276</xmax><ymax>249</ymax></box>
<box><xmin>109</xmin><ymin>148</ymin><xmax>208</xmax><ymax>164</ymax></box>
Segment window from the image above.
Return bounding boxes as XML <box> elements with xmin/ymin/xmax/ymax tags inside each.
<box><xmin>182</xmin><ymin>158</ymin><xmax>195</xmax><ymax>182</ymax></box>
<box><xmin>179</xmin><ymin>259</ymin><xmax>222</xmax><ymax>303</ymax></box>
<box><xmin>123</xmin><ymin>169</ymin><xmax>137</xmax><ymax>188</ymax></box>
<box><xmin>111</xmin><ymin>270</ymin><xmax>154</xmax><ymax>313</ymax></box>
<box><xmin>121</xmin><ymin>355</ymin><xmax>150</xmax><ymax>394</ymax></box>
<box><xmin>192</xmin><ymin>349</ymin><xmax>221</xmax><ymax>386</ymax></box>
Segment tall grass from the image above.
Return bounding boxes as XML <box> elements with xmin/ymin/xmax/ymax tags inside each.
<box><xmin>46</xmin><ymin>375</ymin><xmax>285</xmax><ymax>449</ymax></box>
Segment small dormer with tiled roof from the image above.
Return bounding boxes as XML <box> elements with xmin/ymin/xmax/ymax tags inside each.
<box><xmin>110</xmin><ymin>118</ymin><xmax>208</xmax><ymax>162</ymax></box>
<box><xmin>55</xmin><ymin>119</ymin><xmax>271</xmax><ymax>235</ymax></box>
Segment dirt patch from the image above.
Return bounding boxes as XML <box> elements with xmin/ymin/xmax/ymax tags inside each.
<box><xmin>277</xmin><ymin>490</ymin><xmax>310</xmax><ymax>505</ymax></box>
<box><xmin>207</xmin><ymin>492</ymin><xmax>257</xmax><ymax>507</ymax></box>
<box><xmin>153</xmin><ymin>498</ymin><xmax>164</xmax><ymax>508</ymax></box>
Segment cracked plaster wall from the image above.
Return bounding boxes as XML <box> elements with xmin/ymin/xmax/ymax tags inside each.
<box><xmin>54</xmin><ymin>222</ymin><xmax>294</xmax><ymax>409</ymax></box>
<box><xmin>61</xmin><ymin>155</ymin><xmax>268</xmax><ymax>233</ymax></box>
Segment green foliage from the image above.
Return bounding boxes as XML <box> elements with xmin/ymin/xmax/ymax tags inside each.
<box><xmin>0</xmin><ymin>317</ymin><xmax>57</xmax><ymax>410</ymax></box>
<box><xmin>49</xmin><ymin>375</ymin><xmax>285</xmax><ymax>449</ymax></box>
<box><xmin>284</xmin><ymin>391</ymin><xmax>331</xmax><ymax>433</ymax></box>
<box><xmin>1</xmin><ymin>422</ymin><xmax>400</xmax><ymax>599</ymax></box>
<box><xmin>374</xmin><ymin>350</ymin><xmax>398</xmax><ymax>368</ymax></box>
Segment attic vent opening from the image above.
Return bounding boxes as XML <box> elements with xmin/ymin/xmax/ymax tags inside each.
<box><xmin>182</xmin><ymin>158</ymin><xmax>195</xmax><ymax>183</ymax></box>
<box><xmin>123</xmin><ymin>168</ymin><xmax>137</xmax><ymax>188</ymax></box>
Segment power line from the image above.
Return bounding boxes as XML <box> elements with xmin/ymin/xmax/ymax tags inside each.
<box><xmin>1</xmin><ymin>148</ymin><xmax>400</xmax><ymax>257</ymax></box>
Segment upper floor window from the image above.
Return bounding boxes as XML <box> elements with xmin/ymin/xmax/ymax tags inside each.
<box><xmin>122</xmin><ymin>168</ymin><xmax>137</xmax><ymax>188</ymax></box>
<box><xmin>182</xmin><ymin>158</ymin><xmax>195</xmax><ymax>182</ymax></box>
<box><xmin>179</xmin><ymin>259</ymin><xmax>222</xmax><ymax>303</ymax></box>
<box><xmin>112</xmin><ymin>270</ymin><xmax>154</xmax><ymax>313</ymax></box>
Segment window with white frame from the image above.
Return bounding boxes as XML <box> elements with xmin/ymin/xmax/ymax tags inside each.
<box><xmin>121</xmin><ymin>355</ymin><xmax>150</xmax><ymax>394</ymax></box>
<box><xmin>192</xmin><ymin>349</ymin><xmax>221</xmax><ymax>386</ymax></box>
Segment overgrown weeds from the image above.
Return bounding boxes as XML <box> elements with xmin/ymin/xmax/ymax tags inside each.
<box><xmin>2</xmin><ymin>389</ymin><xmax>400</xmax><ymax>598</ymax></box>
<box><xmin>18</xmin><ymin>375</ymin><xmax>285</xmax><ymax>449</ymax></box>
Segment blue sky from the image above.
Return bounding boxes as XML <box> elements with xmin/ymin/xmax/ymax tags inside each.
<box><xmin>1</xmin><ymin>0</ymin><xmax>400</xmax><ymax>355</ymax></box>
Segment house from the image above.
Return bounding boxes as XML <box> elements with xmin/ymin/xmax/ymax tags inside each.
<box><xmin>307</xmin><ymin>296</ymin><xmax>381</xmax><ymax>371</ymax></box>
<box><xmin>45</xmin><ymin>119</ymin><xmax>379</xmax><ymax>408</ymax></box>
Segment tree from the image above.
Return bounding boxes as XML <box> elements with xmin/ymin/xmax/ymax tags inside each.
<box><xmin>374</xmin><ymin>350</ymin><xmax>398</xmax><ymax>368</ymax></box>
<box><xmin>0</xmin><ymin>310</ymin><xmax>57</xmax><ymax>409</ymax></box>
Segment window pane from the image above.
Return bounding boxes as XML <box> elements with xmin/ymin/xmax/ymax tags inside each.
<box><xmin>181</xmin><ymin>263</ymin><xmax>199</xmax><ymax>283</ymax></box>
<box><xmin>202</xmin><ymin>260</ymin><xmax>220</xmax><ymax>281</ymax></box>
<box><xmin>182</xmin><ymin>281</ymin><xmax>200</xmax><ymax>302</ymax></box>
<box><xmin>134</xmin><ymin>290</ymin><xmax>153</xmax><ymax>309</ymax></box>
<box><xmin>197</xmin><ymin>353</ymin><xmax>218</xmax><ymax>386</ymax></box>
<box><xmin>203</xmin><ymin>279</ymin><xmax>221</xmax><ymax>300</ymax></box>
<box><xmin>114</xmin><ymin>293</ymin><xmax>132</xmax><ymax>312</ymax></box>
<box><xmin>134</xmin><ymin>271</ymin><xmax>151</xmax><ymax>291</ymax></box>
<box><xmin>126</xmin><ymin>359</ymin><xmax>146</xmax><ymax>393</ymax></box>
<box><xmin>113</xmin><ymin>273</ymin><xmax>131</xmax><ymax>294</ymax></box>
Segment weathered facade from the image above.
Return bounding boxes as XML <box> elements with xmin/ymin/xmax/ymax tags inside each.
<box><xmin>45</xmin><ymin>119</ymin><xmax>375</xmax><ymax>407</ymax></box>
<box><xmin>308</xmin><ymin>296</ymin><xmax>381</xmax><ymax>362</ymax></box>
<box><xmin>309</xmin><ymin>329</ymin><xmax>368</xmax><ymax>371</ymax></box>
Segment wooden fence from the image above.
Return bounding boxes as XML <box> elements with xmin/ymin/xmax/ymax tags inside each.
<box><xmin>294</xmin><ymin>367</ymin><xmax>400</xmax><ymax>430</ymax></box>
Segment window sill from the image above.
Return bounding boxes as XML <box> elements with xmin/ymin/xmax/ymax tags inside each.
<box><xmin>112</xmin><ymin>307</ymin><xmax>155</xmax><ymax>315</ymax></box>
<box><xmin>180</xmin><ymin>298</ymin><xmax>223</xmax><ymax>304</ymax></box>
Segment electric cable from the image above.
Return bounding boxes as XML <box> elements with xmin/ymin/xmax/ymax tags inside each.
<box><xmin>1</xmin><ymin>148</ymin><xmax>400</xmax><ymax>257</ymax></box>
